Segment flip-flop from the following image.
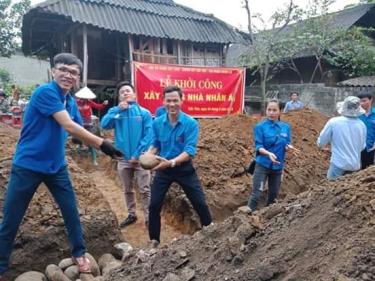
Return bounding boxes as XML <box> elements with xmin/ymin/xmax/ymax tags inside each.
<box><xmin>72</xmin><ymin>256</ymin><xmax>91</xmax><ymax>273</ymax></box>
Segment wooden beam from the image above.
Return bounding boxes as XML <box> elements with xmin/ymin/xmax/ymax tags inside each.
<box><xmin>82</xmin><ymin>25</ymin><xmax>88</xmax><ymax>86</ymax></box>
<box><xmin>128</xmin><ymin>35</ymin><xmax>134</xmax><ymax>85</ymax></box>
<box><xmin>87</xmin><ymin>79</ymin><xmax>117</xmax><ymax>86</ymax></box>
<box><xmin>177</xmin><ymin>40</ymin><xmax>182</xmax><ymax>64</ymax></box>
<box><xmin>71</xmin><ymin>28</ymin><xmax>77</xmax><ymax>55</ymax></box>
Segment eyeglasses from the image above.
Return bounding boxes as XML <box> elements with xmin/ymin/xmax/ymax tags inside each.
<box><xmin>55</xmin><ymin>66</ymin><xmax>80</xmax><ymax>78</ymax></box>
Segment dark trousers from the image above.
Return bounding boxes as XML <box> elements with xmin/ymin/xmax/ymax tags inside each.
<box><xmin>0</xmin><ymin>165</ymin><xmax>86</xmax><ymax>274</ymax></box>
<box><xmin>148</xmin><ymin>162</ymin><xmax>212</xmax><ymax>242</ymax></box>
<box><xmin>248</xmin><ymin>163</ymin><xmax>282</xmax><ymax>211</ymax></box>
<box><xmin>361</xmin><ymin>149</ymin><xmax>375</xmax><ymax>170</ymax></box>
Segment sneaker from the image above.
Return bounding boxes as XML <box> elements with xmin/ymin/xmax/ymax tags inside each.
<box><xmin>72</xmin><ymin>255</ymin><xmax>91</xmax><ymax>273</ymax></box>
<box><xmin>148</xmin><ymin>239</ymin><xmax>159</xmax><ymax>249</ymax></box>
<box><xmin>119</xmin><ymin>214</ymin><xmax>137</xmax><ymax>228</ymax></box>
<box><xmin>238</xmin><ymin>205</ymin><xmax>253</xmax><ymax>214</ymax></box>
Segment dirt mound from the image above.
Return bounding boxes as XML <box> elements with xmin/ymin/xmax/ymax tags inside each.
<box><xmin>107</xmin><ymin>166</ymin><xmax>375</xmax><ymax>281</ymax></box>
<box><xmin>162</xmin><ymin>109</ymin><xmax>330</xmax><ymax>233</ymax></box>
<box><xmin>0</xmin><ymin>123</ymin><xmax>123</xmax><ymax>280</ymax></box>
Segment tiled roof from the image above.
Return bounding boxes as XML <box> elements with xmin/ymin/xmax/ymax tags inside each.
<box><xmin>338</xmin><ymin>76</ymin><xmax>375</xmax><ymax>87</ymax></box>
<box><xmin>23</xmin><ymin>0</ymin><xmax>241</xmax><ymax>44</ymax></box>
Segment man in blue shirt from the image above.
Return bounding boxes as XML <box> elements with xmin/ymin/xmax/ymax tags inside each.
<box><xmin>101</xmin><ymin>81</ymin><xmax>153</xmax><ymax>228</ymax></box>
<box><xmin>283</xmin><ymin>92</ymin><xmax>304</xmax><ymax>113</ymax></box>
<box><xmin>0</xmin><ymin>53</ymin><xmax>122</xmax><ymax>279</ymax></box>
<box><xmin>317</xmin><ymin>96</ymin><xmax>366</xmax><ymax>180</ymax></box>
<box><xmin>358</xmin><ymin>91</ymin><xmax>375</xmax><ymax>169</ymax></box>
<box><xmin>144</xmin><ymin>85</ymin><xmax>212</xmax><ymax>246</ymax></box>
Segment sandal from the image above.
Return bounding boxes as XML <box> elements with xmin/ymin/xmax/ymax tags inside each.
<box><xmin>72</xmin><ymin>255</ymin><xmax>91</xmax><ymax>273</ymax></box>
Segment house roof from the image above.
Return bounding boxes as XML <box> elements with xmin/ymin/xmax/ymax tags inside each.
<box><xmin>337</xmin><ymin>76</ymin><xmax>375</xmax><ymax>87</ymax></box>
<box><xmin>226</xmin><ymin>3</ymin><xmax>375</xmax><ymax>67</ymax></box>
<box><xmin>22</xmin><ymin>0</ymin><xmax>242</xmax><ymax>55</ymax></box>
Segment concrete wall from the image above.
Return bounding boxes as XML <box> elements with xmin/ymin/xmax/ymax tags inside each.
<box><xmin>246</xmin><ymin>84</ymin><xmax>374</xmax><ymax>116</ymax></box>
<box><xmin>0</xmin><ymin>53</ymin><xmax>49</xmax><ymax>87</ymax></box>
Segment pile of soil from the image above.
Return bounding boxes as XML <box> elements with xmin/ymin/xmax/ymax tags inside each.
<box><xmin>162</xmin><ymin>109</ymin><xmax>330</xmax><ymax>233</ymax></box>
<box><xmin>107</xmin><ymin>166</ymin><xmax>375</xmax><ymax>281</ymax></box>
<box><xmin>0</xmin><ymin>123</ymin><xmax>123</xmax><ymax>280</ymax></box>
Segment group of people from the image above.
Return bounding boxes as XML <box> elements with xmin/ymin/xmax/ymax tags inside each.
<box><xmin>0</xmin><ymin>51</ymin><xmax>373</xmax><ymax>279</ymax></box>
<box><xmin>100</xmin><ymin>82</ymin><xmax>212</xmax><ymax>245</ymax></box>
<box><xmin>246</xmin><ymin>91</ymin><xmax>374</xmax><ymax>212</ymax></box>
<box><xmin>0</xmin><ymin>53</ymin><xmax>212</xmax><ymax>279</ymax></box>
<box><xmin>0</xmin><ymin>86</ymin><xmax>28</xmax><ymax>126</ymax></box>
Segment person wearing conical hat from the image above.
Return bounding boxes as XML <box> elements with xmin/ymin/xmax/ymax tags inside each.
<box><xmin>75</xmin><ymin>87</ymin><xmax>108</xmax><ymax>166</ymax></box>
<box><xmin>317</xmin><ymin>96</ymin><xmax>367</xmax><ymax>180</ymax></box>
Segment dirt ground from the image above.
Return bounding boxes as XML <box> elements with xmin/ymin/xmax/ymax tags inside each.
<box><xmin>3</xmin><ymin>108</ymin><xmax>371</xmax><ymax>281</ymax></box>
<box><xmin>107</xmin><ymin>166</ymin><xmax>375</xmax><ymax>281</ymax></box>
<box><xmin>161</xmin><ymin>109</ymin><xmax>330</xmax><ymax>235</ymax></box>
<box><xmin>0</xmin><ymin>124</ymin><xmax>122</xmax><ymax>280</ymax></box>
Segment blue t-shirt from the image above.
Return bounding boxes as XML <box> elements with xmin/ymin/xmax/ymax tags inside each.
<box><xmin>155</xmin><ymin>106</ymin><xmax>167</xmax><ymax>117</ymax></box>
<box><xmin>359</xmin><ymin>108</ymin><xmax>375</xmax><ymax>151</ymax></box>
<box><xmin>151</xmin><ymin>111</ymin><xmax>198</xmax><ymax>159</ymax></box>
<box><xmin>254</xmin><ymin>119</ymin><xmax>291</xmax><ymax>170</ymax></box>
<box><xmin>13</xmin><ymin>81</ymin><xmax>82</xmax><ymax>174</ymax></box>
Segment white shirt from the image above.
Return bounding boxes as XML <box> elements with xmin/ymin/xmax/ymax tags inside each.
<box><xmin>317</xmin><ymin>116</ymin><xmax>366</xmax><ymax>171</ymax></box>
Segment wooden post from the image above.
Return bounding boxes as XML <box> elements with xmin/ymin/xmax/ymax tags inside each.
<box><xmin>70</xmin><ymin>27</ymin><xmax>77</xmax><ymax>55</ymax></box>
<box><xmin>128</xmin><ymin>35</ymin><xmax>134</xmax><ymax>85</ymax></box>
<box><xmin>177</xmin><ymin>40</ymin><xmax>182</xmax><ymax>65</ymax></box>
<box><xmin>82</xmin><ymin>25</ymin><xmax>88</xmax><ymax>86</ymax></box>
<box><xmin>116</xmin><ymin>35</ymin><xmax>121</xmax><ymax>80</ymax></box>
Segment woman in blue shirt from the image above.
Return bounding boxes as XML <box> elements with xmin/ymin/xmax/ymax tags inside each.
<box><xmin>247</xmin><ymin>99</ymin><xmax>297</xmax><ymax>211</ymax></box>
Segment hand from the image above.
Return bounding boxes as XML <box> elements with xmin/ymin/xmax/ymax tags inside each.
<box><xmin>103</xmin><ymin>100</ymin><xmax>109</xmax><ymax>105</ymax></box>
<box><xmin>118</xmin><ymin>101</ymin><xmax>128</xmax><ymax>110</ymax></box>
<box><xmin>71</xmin><ymin>137</ymin><xmax>83</xmax><ymax>145</ymax></box>
<box><xmin>152</xmin><ymin>156</ymin><xmax>172</xmax><ymax>171</ymax></box>
<box><xmin>129</xmin><ymin>158</ymin><xmax>139</xmax><ymax>165</ymax></box>
<box><xmin>268</xmin><ymin>152</ymin><xmax>280</xmax><ymax>165</ymax></box>
<box><xmin>286</xmin><ymin>144</ymin><xmax>301</xmax><ymax>155</ymax></box>
<box><xmin>99</xmin><ymin>139</ymin><xmax>123</xmax><ymax>159</ymax></box>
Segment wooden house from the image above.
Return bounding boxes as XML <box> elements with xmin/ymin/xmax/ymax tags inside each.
<box><xmin>22</xmin><ymin>0</ymin><xmax>242</xmax><ymax>91</ymax></box>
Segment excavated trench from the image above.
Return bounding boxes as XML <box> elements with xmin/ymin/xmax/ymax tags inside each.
<box><xmin>0</xmin><ymin>109</ymin><xmax>332</xmax><ymax>279</ymax></box>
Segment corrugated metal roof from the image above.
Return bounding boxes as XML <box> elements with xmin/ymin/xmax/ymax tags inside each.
<box><xmin>26</xmin><ymin>0</ymin><xmax>240</xmax><ymax>44</ymax></box>
<box><xmin>338</xmin><ymin>76</ymin><xmax>375</xmax><ymax>87</ymax></box>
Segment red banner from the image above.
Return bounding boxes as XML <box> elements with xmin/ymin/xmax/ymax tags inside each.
<box><xmin>133</xmin><ymin>62</ymin><xmax>245</xmax><ymax>118</ymax></box>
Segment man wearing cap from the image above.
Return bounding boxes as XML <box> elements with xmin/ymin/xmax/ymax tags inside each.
<box><xmin>76</xmin><ymin>87</ymin><xmax>109</xmax><ymax>166</ymax></box>
<box><xmin>317</xmin><ymin>96</ymin><xmax>366</xmax><ymax>180</ymax></box>
<box><xmin>101</xmin><ymin>81</ymin><xmax>153</xmax><ymax>228</ymax></box>
<box><xmin>0</xmin><ymin>53</ymin><xmax>122</xmax><ymax>279</ymax></box>
<box><xmin>357</xmin><ymin>91</ymin><xmax>375</xmax><ymax>169</ymax></box>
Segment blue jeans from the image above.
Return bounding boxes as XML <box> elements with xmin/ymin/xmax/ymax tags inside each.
<box><xmin>327</xmin><ymin>163</ymin><xmax>346</xmax><ymax>181</ymax></box>
<box><xmin>0</xmin><ymin>165</ymin><xmax>86</xmax><ymax>274</ymax></box>
<box><xmin>148</xmin><ymin>161</ymin><xmax>212</xmax><ymax>242</ymax></box>
<box><xmin>248</xmin><ymin>163</ymin><xmax>282</xmax><ymax>211</ymax></box>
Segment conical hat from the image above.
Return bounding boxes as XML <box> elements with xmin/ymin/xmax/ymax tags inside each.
<box><xmin>75</xmin><ymin>86</ymin><xmax>96</xmax><ymax>99</ymax></box>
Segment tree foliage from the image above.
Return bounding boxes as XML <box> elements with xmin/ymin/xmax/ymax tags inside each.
<box><xmin>325</xmin><ymin>27</ymin><xmax>375</xmax><ymax>77</ymax></box>
<box><xmin>0</xmin><ymin>0</ymin><xmax>31</xmax><ymax>57</ymax></box>
<box><xmin>240</xmin><ymin>0</ymin><xmax>375</xmax><ymax>98</ymax></box>
<box><xmin>240</xmin><ymin>0</ymin><xmax>302</xmax><ymax>112</ymax></box>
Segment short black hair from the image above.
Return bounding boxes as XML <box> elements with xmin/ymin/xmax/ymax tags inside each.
<box><xmin>53</xmin><ymin>53</ymin><xmax>83</xmax><ymax>73</ymax></box>
<box><xmin>266</xmin><ymin>99</ymin><xmax>282</xmax><ymax>109</ymax></box>
<box><xmin>116</xmin><ymin>81</ymin><xmax>134</xmax><ymax>94</ymax></box>
<box><xmin>163</xmin><ymin>85</ymin><xmax>183</xmax><ymax>98</ymax></box>
<box><xmin>357</xmin><ymin>91</ymin><xmax>373</xmax><ymax>100</ymax></box>
<box><xmin>290</xmin><ymin>91</ymin><xmax>299</xmax><ymax>96</ymax></box>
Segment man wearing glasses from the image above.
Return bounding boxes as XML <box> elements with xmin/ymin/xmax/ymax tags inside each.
<box><xmin>0</xmin><ymin>53</ymin><xmax>122</xmax><ymax>279</ymax></box>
